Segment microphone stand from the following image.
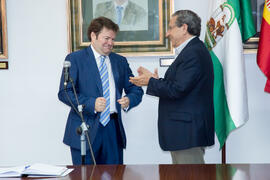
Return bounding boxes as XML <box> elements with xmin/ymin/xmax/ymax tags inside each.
<box><xmin>64</xmin><ymin>78</ymin><xmax>96</xmax><ymax>165</ymax></box>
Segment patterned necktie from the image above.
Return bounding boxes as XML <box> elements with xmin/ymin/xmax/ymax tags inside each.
<box><xmin>98</xmin><ymin>55</ymin><xmax>110</xmax><ymax>126</ymax></box>
<box><xmin>116</xmin><ymin>6</ymin><xmax>123</xmax><ymax>25</ymax></box>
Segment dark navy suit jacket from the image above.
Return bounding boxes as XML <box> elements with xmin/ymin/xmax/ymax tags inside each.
<box><xmin>58</xmin><ymin>46</ymin><xmax>143</xmax><ymax>150</ymax></box>
<box><xmin>146</xmin><ymin>37</ymin><xmax>214</xmax><ymax>151</ymax></box>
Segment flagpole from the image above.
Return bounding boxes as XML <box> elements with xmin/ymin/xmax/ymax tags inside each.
<box><xmin>222</xmin><ymin>143</ymin><xmax>226</xmax><ymax>164</ymax></box>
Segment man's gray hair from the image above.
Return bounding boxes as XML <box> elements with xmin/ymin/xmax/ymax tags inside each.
<box><xmin>173</xmin><ymin>10</ymin><xmax>201</xmax><ymax>36</ymax></box>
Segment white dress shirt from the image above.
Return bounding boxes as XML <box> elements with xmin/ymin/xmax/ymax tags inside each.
<box><xmin>91</xmin><ymin>45</ymin><xmax>117</xmax><ymax>113</ymax></box>
<box><xmin>175</xmin><ymin>36</ymin><xmax>196</xmax><ymax>57</ymax></box>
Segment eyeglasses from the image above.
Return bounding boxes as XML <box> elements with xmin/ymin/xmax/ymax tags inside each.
<box><xmin>168</xmin><ymin>25</ymin><xmax>177</xmax><ymax>31</ymax></box>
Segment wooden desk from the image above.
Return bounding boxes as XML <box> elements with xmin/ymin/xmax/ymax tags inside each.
<box><xmin>12</xmin><ymin>164</ymin><xmax>270</xmax><ymax>179</ymax></box>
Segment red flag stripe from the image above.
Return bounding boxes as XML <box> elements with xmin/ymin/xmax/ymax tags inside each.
<box><xmin>257</xmin><ymin>18</ymin><xmax>270</xmax><ymax>93</ymax></box>
<box><xmin>264</xmin><ymin>80</ymin><xmax>270</xmax><ymax>92</ymax></box>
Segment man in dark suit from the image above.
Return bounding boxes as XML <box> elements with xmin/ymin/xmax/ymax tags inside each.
<box><xmin>58</xmin><ymin>17</ymin><xmax>143</xmax><ymax>165</ymax></box>
<box><xmin>130</xmin><ymin>10</ymin><xmax>214</xmax><ymax>164</ymax></box>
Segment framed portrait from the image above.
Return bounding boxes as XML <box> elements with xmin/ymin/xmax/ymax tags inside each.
<box><xmin>67</xmin><ymin>0</ymin><xmax>174</xmax><ymax>56</ymax></box>
<box><xmin>243</xmin><ymin>0</ymin><xmax>264</xmax><ymax>53</ymax></box>
<box><xmin>0</xmin><ymin>0</ymin><xmax>8</xmax><ymax>59</ymax></box>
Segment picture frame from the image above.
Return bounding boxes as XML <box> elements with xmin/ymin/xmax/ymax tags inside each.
<box><xmin>67</xmin><ymin>0</ymin><xmax>174</xmax><ymax>56</ymax></box>
<box><xmin>0</xmin><ymin>0</ymin><xmax>8</xmax><ymax>59</ymax></box>
<box><xmin>0</xmin><ymin>61</ymin><xmax>8</xmax><ymax>69</ymax></box>
<box><xmin>243</xmin><ymin>0</ymin><xmax>264</xmax><ymax>53</ymax></box>
<box><xmin>159</xmin><ymin>57</ymin><xmax>174</xmax><ymax>67</ymax></box>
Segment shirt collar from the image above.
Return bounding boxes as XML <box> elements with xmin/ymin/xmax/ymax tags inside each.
<box><xmin>91</xmin><ymin>45</ymin><xmax>106</xmax><ymax>60</ymax></box>
<box><xmin>114</xmin><ymin>0</ymin><xmax>128</xmax><ymax>10</ymax></box>
<box><xmin>175</xmin><ymin>36</ymin><xmax>196</xmax><ymax>56</ymax></box>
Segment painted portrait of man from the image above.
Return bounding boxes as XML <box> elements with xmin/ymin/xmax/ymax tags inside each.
<box><xmin>93</xmin><ymin>0</ymin><xmax>148</xmax><ymax>31</ymax></box>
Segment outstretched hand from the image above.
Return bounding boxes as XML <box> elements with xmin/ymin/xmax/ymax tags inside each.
<box><xmin>129</xmin><ymin>66</ymin><xmax>158</xmax><ymax>86</ymax></box>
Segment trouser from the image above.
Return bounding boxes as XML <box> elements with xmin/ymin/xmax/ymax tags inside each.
<box><xmin>70</xmin><ymin>113</ymin><xmax>123</xmax><ymax>165</ymax></box>
<box><xmin>170</xmin><ymin>147</ymin><xmax>205</xmax><ymax>164</ymax></box>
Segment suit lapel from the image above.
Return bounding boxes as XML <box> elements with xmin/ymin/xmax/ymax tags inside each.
<box><xmin>86</xmin><ymin>46</ymin><xmax>103</xmax><ymax>94</ymax></box>
<box><xmin>164</xmin><ymin>37</ymin><xmax>199</xmax><ymax>79</ymax></box>
<box><xmin>106</xmin><ymin>2</ymin><xmax>117</xmax><ymax>22</ymax></box>
<box><xmin>122</xmin><ymin>3</ymin><xmax>135</xmax><ymax>24</ymax></box>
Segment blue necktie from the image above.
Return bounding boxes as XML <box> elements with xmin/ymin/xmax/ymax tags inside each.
<box><xmin>116</xmin><ymin>6</ymin><xmax>123</xmax><ymax>25</ymax></box>
<box><xmin>98</xmin><ymin>55</ymin><xmax>110</xmax><ymax>126</ymax></box>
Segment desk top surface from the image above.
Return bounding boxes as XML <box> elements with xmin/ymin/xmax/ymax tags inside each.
<box><xmin>9</xmin><ymin>164</ymin><xmax>270</xmax><ymax>180</ymax></box>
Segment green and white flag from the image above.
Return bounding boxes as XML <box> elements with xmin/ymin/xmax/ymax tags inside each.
<box><xmin>205</xmin><ymin>0</ymin><xmax>255</xmax><ymax>148</ymax></box>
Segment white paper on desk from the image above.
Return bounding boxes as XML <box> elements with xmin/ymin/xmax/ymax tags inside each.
<box><xmin>0</xmin><ymin>163</ymin><xmax>73</xmax><ymax>178</ymax></box>
<box><xmin>23</xmin><ymin>163</ymin><xmax>68</xmax><ymax>176</ymax></box>
<box><xmin>27</xmin><ymin>168</ymin><xmax>74</xmax><ymax>177</ymax></box>
<box><xmin>0</xmin><ymin>165</ymin><xmax>26</xmax><ymax>177</ymax></box>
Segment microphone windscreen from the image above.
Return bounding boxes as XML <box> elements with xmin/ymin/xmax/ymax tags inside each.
<box><xmin>63</xmin><ymin>61</ymin><xmax>71</xmax><ymax>68</ymax></box>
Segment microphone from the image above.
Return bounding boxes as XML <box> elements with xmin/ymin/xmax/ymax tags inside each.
<box><xmin>62</xmin><ymin>60</ymin><xmax>96</xmax><ymax>165</ymax></box>
<box><xmin>63</xmin><ymin>61</ymin><xmax>71</xmax><ymax>88</ymax></box>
